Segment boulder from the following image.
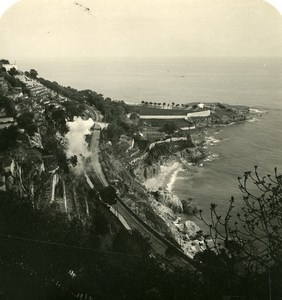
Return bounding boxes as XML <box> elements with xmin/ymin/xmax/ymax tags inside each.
<box><xmin>183</xmin><ymin>220</ymin><xmax>202</xmax><ymax>239</ymax></box>
<box><xmin>186</xmin><ymin>148</ymin><xmax>205</xmax><ymax>163</ymax></box>
<box><xmin>181</xmin><ymin>199</ymin><xmax>198</xmax><ymax>215</ymax></box>
<box><xmin>154</xmin><ymin>190</ymin><xmax>183</xmax><ymax>213</ymax></box>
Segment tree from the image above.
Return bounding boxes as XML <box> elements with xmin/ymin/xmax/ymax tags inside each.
<box><xmin>8</xmin><ymin>67</ymin><xmax>18</xmax><ymax>76</ymax></box>
<box><xmin>129</xmin><ymin>112</ymin><xmax>139</xmax><ymax>121</ymax></box>
<box><xmin>196</xmin><ymin>166</ymin><xmax>282</xmax><ymax>271</ymax></box>
<box><xmin>0</xmin><ymin>59</ymin><xmax>10</xmax><ymax>64</ymax></box>
<box><xmin>104</xmin><ymin>123</ymin><xmax>124</xmax><ymax>145</ymax></box>
<box><xmin>100</xmin><ymin>185</ymin><xmax>117</xmax><ymax>205</ymax></box>
<box><xmin>112</xmin><ymin>229</ymin><xmax>152</xmax><ymax>257</ymax></box>
<box><xmin>29</xmin><ymin>69</ymin><xmax>38</xmax><ymax>79</ymax></box>
<box><xmin>160</xmin><ymin>121</ymin><xmax>178</xmax><ymax>135</ymax></box>
<box><xmin>17</xmin><ymin>112</ymin><xmax>34</xmax><ymax>129</ymax></box>
<box><xmin>68</xmin><ymin>155</ymin><xmax>78</xmax><ymax>167</ymax></box>
<box><xmin>0</xmin><ymin>95</ymin><xmax>16</xmax><ymax>117</ymax></box>
<box><xmin>0</xmin><ymin>126</ymin><xmax>19</xmax><ymax>151</ymax></box>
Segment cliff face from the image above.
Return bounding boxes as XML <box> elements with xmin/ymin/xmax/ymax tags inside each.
<box><xmin>133</xmin><ymin>163</ymin><xmax>161</xmax><ymax>182</ymax></box>
<box><xmin>152</xmin><ymin>189</ymin><xmax>183</xmax><ymax>213</ymax></box>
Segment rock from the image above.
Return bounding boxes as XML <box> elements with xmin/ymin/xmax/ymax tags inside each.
<box><xmin>183</xmin><ymin>220</ymin><xmax>202</xmax><ymax>239</ymax></box>
<box><xmin>181</xmin><ymin>199</ymin><xmax>198</xmax><ymax>215</ymax></box>
<box><xmin>186</xmin><ymin>148</ymin><xmax>206</xmax><ymax>163</ymax></box>
<box><xmin>29</xmin><ymin>132</ymin><xmax>43</xmax><ymax>149</ymax></box>
<box><xmin>154</xmin><ymin>190</ymin><xmax>183</xmax><ymax>213</ymax></box>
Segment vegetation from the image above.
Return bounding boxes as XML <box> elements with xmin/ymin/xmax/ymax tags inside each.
<box><xmin>0</xmin><ymin>190</ymin><xmax>202</xmax><ymax>300</ymax></box>
<box><xmin>0</xmin><ymin>59</ymin><xmax>10</xmax><ymax>64</ymax></box>
<box><xmin>195</xmin><ymin>167</ymin><xmax>282</xmax><ymax>299</ymax></box>
<box><xmin>160</xmin><ymin>121</ymin><xmax>178</xmax><ymax>134</ymax></box>
<box><xmin>100</xmin><ymin>185</ymin><xmax>118</xmax><ymax>205</ymax></box>
<box><xmin>0</xmin><ymin>93</ymin><xmax>16</xmax><ymax>117</ymax></box>
<box><xmin>8</xmin><ymin>67</ymin><xmax>19</xmax><ymax>76</ymax></box>
<box><xmin>25</xmin><ymin>68</ymin><xmax>38</xmax><ymax>79</ymax></box>
<box><xmin>0</xmin><ymin>61</ymin><xmax>277</xmax><ymax>299</ymax></box>
<box><xmin>0</xmin><ymin>126</ymin><xmax>19</xmax><ymax>151</ymax></box>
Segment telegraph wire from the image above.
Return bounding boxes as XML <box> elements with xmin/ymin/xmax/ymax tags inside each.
<box><xmin>0</xmin><ymin>233</ymin><xmax>145</xmax><ymax>260</ymax></box>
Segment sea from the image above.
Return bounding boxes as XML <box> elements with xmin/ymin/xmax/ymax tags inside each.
<box><xmin>18</xmin><ymin>57</ymin><xmax>282</xmax><ymax>229</ymax></box>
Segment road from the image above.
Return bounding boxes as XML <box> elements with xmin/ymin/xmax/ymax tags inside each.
<box><xmin>86</xmin><ymin>105</ymin><xmax>108</xmax><ymax>186</ymax></box>
<box><xmin>86</xmin><ymin>104</ymin><xmax>196</xmax><ymax>269</ymax></box>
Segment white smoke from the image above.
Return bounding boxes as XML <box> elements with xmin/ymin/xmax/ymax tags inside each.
<box><xmin>65</xmin><ymin>117</ymin><xmax>94</xmax><ymax>173</ymax></box>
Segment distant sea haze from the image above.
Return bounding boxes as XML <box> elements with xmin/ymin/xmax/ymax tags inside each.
<box><xmin>19</xmin><ymin>56</ymin><xmax>282</xmax><ymax>227</ymax></box>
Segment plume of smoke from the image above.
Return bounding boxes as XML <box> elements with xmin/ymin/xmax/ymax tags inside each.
<box><xmin>65</xmin><ymin>116</ymin><xmax>94</xmax><ymax>174</ymax></box>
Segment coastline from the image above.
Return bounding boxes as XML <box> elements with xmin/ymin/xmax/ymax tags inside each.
<box><xmin>143</xmin><ymin>161</ymin><xmax>182</xmax><ymax>192</ymax></box>
<box><xmin>140</xmin><ymin>115</ymin><xmax>259</xmax><ymax>256</ymax></box>
<box><xmin>143</xmin><ymin>159</ymin><xmax>205</xmax><ymax>257</ymax></box>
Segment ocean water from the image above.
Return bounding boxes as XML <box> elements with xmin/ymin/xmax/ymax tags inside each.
<box><xmin>18</xmin><ymin>57</ymin><xmax>282</xmax><ymax>227</ymax></box>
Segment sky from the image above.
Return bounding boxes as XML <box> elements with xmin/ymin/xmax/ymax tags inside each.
<box><xmin>0</xmin><ymin>0</ymin><xmax>282</xmax><ymax>60</ymax></box>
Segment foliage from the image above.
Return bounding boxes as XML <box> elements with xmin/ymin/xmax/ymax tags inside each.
<box><xmin>56</xmin><ymin>149</ymin><xmax>71</xmax><ymax>174</ymax></box>
<box><xmin>0</xmin><ymin>59</ymin><xmax>10</xmax><ymax>64</ymax></box>
<box><xmin>197</xmin><ymin>167</ymin><xmax>282</xmax><ymax>271</ymax></box>
<box><xmin>0</xmin><ymin>190</ymin><xmax>205</xmax><ymax>300</ymax></box>
<box><xmin>103</xmin><ymin>123</ymin><xmax>124</xmax><ymax>145</ymax></box>
<box><xmin>0</xmin><ymin>126</ymin><xmax>19</xmax><ymax>151</ymax></box>
<box><xmin>193</xmin><ymin>167</ymin><xmax>282</xmax><ymax>299</ymax></box>
<box><xmin>0</xmin><ymin>94</ymin><xmax>16</xmax><ymax>117</ymax></box>
<box><xmin>17</xmin><ymin>111</ymin><xmax>34</xmax><ymax>129</ymax></box>
<box><xmin>4</xmin><ymin>74</ymin><xmax>22</xmax><ymax>88</ymax></box>
<box><xmin>8</xmin><ymin>67</ymin><xmax>19</xmax><ymax>76</ymax></box>
<box><xmin>100</xmin><ymin>185</ymin><xmax>118</xmax><ymax>205</ymax></box>
<box><xmin>29</xmin><ymin>69</ymin><xmax>38</xmax><ymax>79</ymax></box>
<box><xmin>160</xmin><ymin>121</ymin><xmax>178</xmax><ymax>134</ymax></box>
<box><xmin>61</xmin><ymin>100</ymin><xmax>85</xmax><ymax>119</ymax></box>
<box><xmin>51</xmin><ymin>107</ymin><xmax>68</xmax><ymax>134</ymax></box>
<box><xmin>112</xmin><ymin>229</ymin><xmax>152</xmax><ymax>257</ymax></box>
<box><xmin>38</xmin><ymin>76</ymin><xmax>132</xmax><ymax>130</ymax></box>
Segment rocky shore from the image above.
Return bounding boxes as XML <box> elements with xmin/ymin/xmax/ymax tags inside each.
<box><xmin>101</xmin><ymin>102</ymin><xmax>255</xmax><ymax>257</ymax></box>
<box><xmin>141</xmin><ymin>159</ymin><xmax>205</xmax><ymax>257</ymax></box>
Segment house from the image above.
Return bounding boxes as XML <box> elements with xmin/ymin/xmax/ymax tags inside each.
<box><xmin>198</xmin><ymin>103</ymin><xmax>205</xmax><ymax>109</ymax></box>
